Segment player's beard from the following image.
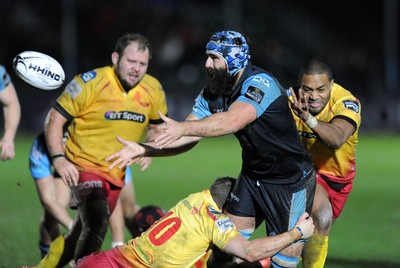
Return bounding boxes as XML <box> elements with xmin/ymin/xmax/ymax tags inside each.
<box><xmin>115</xmin><ymin>65</ymin><xmax>136</xmax><ymax>92</ymax></box>
<box><xmin>203</xmin><ymin>68</ymin><xmax>236</xmax><ymax>100</ymax></box>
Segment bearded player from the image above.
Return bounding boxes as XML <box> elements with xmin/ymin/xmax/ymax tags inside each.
<box><xmin>28</xmin><ymin>33</ymin><xmax>168</xmax><ymax>268</ymax></box>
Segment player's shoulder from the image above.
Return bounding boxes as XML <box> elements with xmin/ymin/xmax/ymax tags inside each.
<box><xmin>76</xmin><ymin>66</ymin><xmax>110</xmax><ymax>85</ymax></box>
<box><xmin>245</xmin><ymin>68</ymin><xmax>281</xmax><ymax>91</ymax></box>
<box><xmin>331</xmin><ymin>83</ymin><xmax>361</xmax><ymax>115</ymax></box>
<box><xmin>332</xmin><ymin>83</ymin><xmax>355</xmax><ymax>98</ymax></box>
<box><xmin>140</xmin><ymin>74</ymin><xmax>163</xmax><ymax>90</ymax></box>
<box><xmin>331</xmin><ymin>83</ymin><xmax>359</xmax><ymax>102</ymax></box>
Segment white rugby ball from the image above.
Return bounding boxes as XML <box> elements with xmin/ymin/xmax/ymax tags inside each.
<box><xmin>13</xmin><ymin>51</ymin><xmax>65</xmax><ymax>90</ymax></box>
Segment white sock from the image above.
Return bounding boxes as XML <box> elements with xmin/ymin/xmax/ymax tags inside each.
<box><xmin>111</xmin><ymin>241</ymin><xmax>124</xmax><ymax>248</ymax></box>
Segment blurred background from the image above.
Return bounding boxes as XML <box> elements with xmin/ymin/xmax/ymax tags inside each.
<box><xmin>1</xmin><ymin>2</ymin><xmax>400</xmax><ymax>267</ymax></box>
<box><xmin>0</xmin><ymin>0</ymin><xmax>399</xmax><ymax>134</ymax></box>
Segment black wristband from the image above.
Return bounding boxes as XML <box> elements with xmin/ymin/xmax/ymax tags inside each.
<box><xmin>52</xmin><ymin>154</ymin><xmax>65</xmax><ymax>160</ymax></box>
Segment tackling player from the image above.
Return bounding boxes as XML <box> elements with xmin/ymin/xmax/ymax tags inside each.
<box><xmin>288</xmin><ymin>59</ymin><xmax>361</xmax><ymax>267</ymax></box>
<box><xmin>76</xmin><ymin>177</ymin><xmax>315</xmax><ymax>268</ymax></box>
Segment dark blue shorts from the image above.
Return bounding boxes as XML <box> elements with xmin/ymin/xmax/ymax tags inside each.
<box><xmin>226</xmin><ymin>168</ymin><xmax>316</xmax><ymax>235</ymax></box>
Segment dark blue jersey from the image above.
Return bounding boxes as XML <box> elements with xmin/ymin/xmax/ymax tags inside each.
<box><xmin>192</xmin><ymin>63</ymin><xmax>312</xmax><ymax>184</ymax></box>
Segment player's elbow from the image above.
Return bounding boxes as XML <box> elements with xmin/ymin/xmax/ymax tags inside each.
<box><xmin>326</xmin><ymin>139</ymin><xmax>345</xmax><ymax>150</ymax></box>
<box><xmin>242</xmin><ymin>250</ymin><xmax>268</xmax><ymax>263</ymax></box>
<box><xmin>242</xmin><ymin>252</ymin><xmax>259</xmax><ymax>262</ymax></box>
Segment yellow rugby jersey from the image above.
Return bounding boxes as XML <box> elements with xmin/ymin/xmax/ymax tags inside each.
<box><xmin>117</xmin><ymin>189</ymin><xmax>240</xmax><ymax>267</ymax></box>
<box><xmin>56</xmin><ymin>66</ymin><xmax>167</xmax><ymax>186</ymax></box>
<box><xmin>292</xmin><ymin>83</ymin><xmax>361</xmax><ymax>183</ymax></box>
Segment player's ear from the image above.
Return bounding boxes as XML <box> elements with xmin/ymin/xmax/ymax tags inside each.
<box><xmin>111</xmin><ymin>52</ymin><xmax>119</xmax><ymax>66</ymax></box>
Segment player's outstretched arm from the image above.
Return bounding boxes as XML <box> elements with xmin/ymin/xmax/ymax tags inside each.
<box><xmin>107</xmin><ymin>135</ymin><xmax>199</xmax><ymax>170</ymax></box>
<box><xmin>155</xmin><ymin>102</ymin><xmax>256</xmax><ymax>149</ymax></box>
<box><xmin>106</xmin><ymin>136</ymin><xmax>145</xmax><ymax>170</ymax></box>
<box><xmin>224</xmin><ymin>212</ymin><xmax>314</xmax><ymax>262</ymax></box>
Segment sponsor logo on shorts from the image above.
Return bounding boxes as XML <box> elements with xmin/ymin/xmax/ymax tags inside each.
<box><xmin>104</xmin><ymin>111</ymin><xmax>146</xmax><ymax>123</ymax></box>
<box><xmin>78</xmin><ymin>180</ymin><xmax>103</xmax><ymax>190</ymax></box>
<box><xmin>80</xmin><ymin>71</ymin><xmax>97</xmax><ymax>83</ymax></box>
<box><xmin>245</xmin><ymin>86</ymin><xmax>264</xmax><ymax>104</ymax></box>
<box><xmin>229</xmin><ymin>192</ymin><xmax>239</xmax><ymax>202</ymax></box>
<box><xmin>342</xmin><ymin>100</ymin><xmax>360</xmax><ymax>113</ymax></box>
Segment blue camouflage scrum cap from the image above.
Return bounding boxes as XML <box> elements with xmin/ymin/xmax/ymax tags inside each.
<box><xmin>206</xmin><ymin>30</ymin><xmax>250</xmax><ymax>76</ymax></box>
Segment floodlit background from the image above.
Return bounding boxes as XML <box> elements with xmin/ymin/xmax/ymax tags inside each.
<box><xmin>1</xmin><ymin>0</ymin><xmax>399</xmax><ymax>134</ymax></box>
<box><xmin>1</xmin><ymin>1</ymin><xmax>400</xmax><ymax>267</ymax></box>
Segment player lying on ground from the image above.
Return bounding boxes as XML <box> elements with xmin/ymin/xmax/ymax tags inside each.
<box><xmin>76</xmin><ymin>177</ymin><xmax>314</xmax><ymax>268</ymax></box>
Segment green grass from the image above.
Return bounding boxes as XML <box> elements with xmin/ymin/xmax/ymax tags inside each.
<box><xmin>0</xmin><ymin>134</ymin><xmax>399</xmax><ymax>267</ymax></box>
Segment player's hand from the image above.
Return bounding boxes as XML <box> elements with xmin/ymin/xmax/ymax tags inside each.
<box><xmin>106</xmin><ymin>136</ymin><xmax>145</xmax><ymax>170</ymax></box>
<box><xmin>137</xmin><ymin>157</ymin><xmax>152</xmax><ymax>171</ymax></box>
<box><xmin>295</xmin><ymin>212</ymin><xmax>314</xmax><ymax>239</ymax></box>
<box><xmin>154</xmin><ymin>112</ymin><xmax>185</xmax><ymax>148</ymax></box>
<box><xmin>53</xmin><ymin>157</ymin><xmax>80</xmax><ymax>187</ymax></box>
<box><xmin>0</xmin><ymin>138</ymin><xmax>15</xmax><ymax>160</ymax></box>
<box><xmin>289</xmin><ymin>87</ymin><xmax>310</xmax><ymax>122</ymax></box>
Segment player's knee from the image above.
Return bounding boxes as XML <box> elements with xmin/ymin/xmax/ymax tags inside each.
<box><xmin>271</xmin><ymin>253</ymin><xmax>300</xmax><ymax>267</ymax></box>
<box><xmin>313</xmin><ymin>209</ymin><xmax>333</xmax><ymax>232</ymax></box>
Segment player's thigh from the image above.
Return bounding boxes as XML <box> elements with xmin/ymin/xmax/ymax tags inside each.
<box><xmin>311</xmin><ymin>183</ymin><xmax>331</xmax><ymax>215</ymax></box>
<box><xmin>119</xmin><ymin>179</ymin><xmax>135</xmax><ymax>204</ymax></box>
<box><xmin>119</xmin><ymin>180</ymin><xmax>138</xmax><ymax>218</ymax></box>
<box><xmin>35</xmin><ymin>175</ymin><xmax>57</xmax><ymax>204</ymax></box>
<box><xmin>109</xmin><ymin>198</ymin><xmax>123</xmax><ymax>225</ymax></box>
<box><xmin>54</xmin><ymin>177</ymin><xmax>71</xmax><ymax>207</ymax></box>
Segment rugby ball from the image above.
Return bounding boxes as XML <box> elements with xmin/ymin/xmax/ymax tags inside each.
<box><xmin>13</xmin><ymin>51</ymin><xmax>65</xmax><ymax>90</ymax></box>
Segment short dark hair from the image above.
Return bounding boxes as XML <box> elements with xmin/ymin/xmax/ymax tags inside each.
<box><xmin>210</xmin><ymin>177</ymin><xmax>236</xmax><ymax>209</ymax></box>
<box><xmin>299</xmin><ymin>59</ymin><xmax>333</xmax><ymax>82</ymax></box>
<box><xmin>114</xmin><ymin>33</ymin><xmax>152</xmax><ymax>60</ymax></box>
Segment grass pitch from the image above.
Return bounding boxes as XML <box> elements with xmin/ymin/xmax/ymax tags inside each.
<box><xmin>0</xmin><ymin>134</ymin><xmax>399</xmax><ymax>267</ymax></box>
